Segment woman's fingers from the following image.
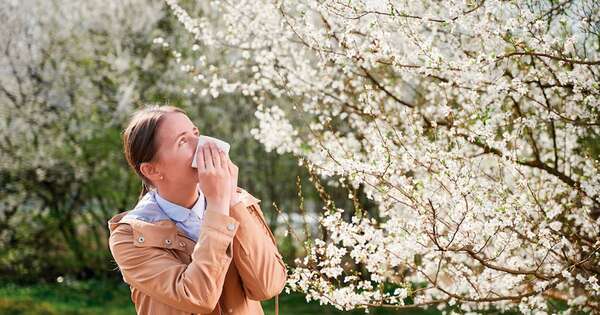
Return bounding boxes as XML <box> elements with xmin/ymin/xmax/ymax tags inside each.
<box><xmin>197</xmin><ymin>142</ymin><xmax>206</xmax><ymax>170</ymax></box>
<box><xmin>200</xmin><ymin>142</ymin><xmax>229</xmax><ymax>172</ymax></box>
<box><xmin>211</xmin><ymin>142</ymin><xmax>222</xmax><ymax>169</ymax></box>
<box><xmin>217</xmin><ymin>147</ymin><xmax>227</xmax><ymax>170</ymax></box>
<box><xmin>225</xmin><ymin>153</ymin><xmax>233</xmax><ymax>175</ymax></box>
<box><xmin>227</xmin><ymin>157</ymin><xmax>236</xmax><ymax>176</ymax></box>
<box><xmin>203</xmin><ymin>143</ymin><xmax>214</xmax><ymax>170</ymax></box>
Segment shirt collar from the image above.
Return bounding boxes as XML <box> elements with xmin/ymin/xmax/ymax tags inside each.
<box><xmin>153</xmin><ymin>187</ymin><xmax>205</xmax><ymax>222</ymax></box>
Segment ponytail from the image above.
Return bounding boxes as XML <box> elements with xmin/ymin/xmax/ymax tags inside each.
<box><xmin>138</xmin><ymin>181</ymin><xmax>149</xmax><ymax>201</ymax></box>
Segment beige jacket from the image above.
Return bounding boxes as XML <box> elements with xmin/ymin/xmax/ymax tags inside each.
<box><xmin>108</xmin><ymin>187</ymin><xmax>287</xmax><ymax>314</ymax></box>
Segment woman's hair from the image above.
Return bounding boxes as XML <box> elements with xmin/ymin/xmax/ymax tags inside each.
<box><xmin>122</xmin><ymin>104</ymin><xmax>187</xmax><ymax>201</ymax></box>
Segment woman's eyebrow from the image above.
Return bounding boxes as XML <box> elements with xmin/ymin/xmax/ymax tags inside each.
<box><xmin>172</xmin><ymin>127</ymin><xmax>198</xmax><ymax>144</ymax></box>
<box><xmin>173</xmin><ymin>131</ymin><xmax>187</xmax><ymax>144</ymax></box>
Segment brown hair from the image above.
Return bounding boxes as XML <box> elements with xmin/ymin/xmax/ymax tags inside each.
<box><xmin>122</xmin><ymin>104</ymin><xmax>187</xmax><ymax>200</ymax></box>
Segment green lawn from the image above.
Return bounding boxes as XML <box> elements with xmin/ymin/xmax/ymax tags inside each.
<box><xmin>0</xmin><ymin>279</ymin><xmax>440</xmax><ymax>315</ymax></box>
<box><xmin>261</xmin><ymin>292</ymin><xmax>440</xmax><ymax>315</ymax></box>
<box><xmin>0</xmin><ymin>279</ymin><xmax>134</xmax><ymax>315</ymax></box>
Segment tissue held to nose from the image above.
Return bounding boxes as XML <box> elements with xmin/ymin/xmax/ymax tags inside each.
<box><xmin>191</xmin><ymin>135</ymin><xmax>231</xmax><ymax>168</ymax></box>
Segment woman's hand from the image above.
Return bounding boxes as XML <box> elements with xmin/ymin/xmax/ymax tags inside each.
<box><xmin>226</xmin><ymin>154</ymin><xmax>240</xmax><ymax>208</ymax></box>
<box><xmin>195</xmin><ymin>142</ymin><xmax>232</xmax><ymax>215</ymax></box>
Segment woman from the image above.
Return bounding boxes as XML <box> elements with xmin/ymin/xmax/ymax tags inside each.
<box><xmin>108</xmin><ymin>105</ymin><xmax>287</xmax><ymax>314</ymax></box>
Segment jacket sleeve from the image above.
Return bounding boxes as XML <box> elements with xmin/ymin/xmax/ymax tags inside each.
<box><xmin>229</xmin><ymin>193</ymin><xmax>288</xmax><ymax>301</ymax></box>
<box><xmin>108</xmin><ymin>209</ymin><xmax>239</xmax><ymax>313</ymax></box>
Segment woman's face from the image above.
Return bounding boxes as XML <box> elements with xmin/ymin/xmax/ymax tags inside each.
<box><xmin>148</xmin><ymin>112</ymin><xmax>200</xmax><ymax>188</ymax></box>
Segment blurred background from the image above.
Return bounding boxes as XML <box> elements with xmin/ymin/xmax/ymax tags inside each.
<box><xmin>0</xmin><ymin>0</ymin><xmax>417</xmax><ymax>314</ymax></box>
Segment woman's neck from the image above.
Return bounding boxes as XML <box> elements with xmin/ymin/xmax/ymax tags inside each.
<box><xmin>156</xmin><ymin>183</ymin><xmax>199</xmax><ymax>209</ymax></box>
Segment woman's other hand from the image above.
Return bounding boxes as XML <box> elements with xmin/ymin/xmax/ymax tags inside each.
<box><xmin>195</xmin><ymin>142</ymin><xmax>232</xmax><ymax>215</ymax></box>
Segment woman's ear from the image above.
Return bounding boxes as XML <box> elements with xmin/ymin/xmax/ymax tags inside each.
<box><xmin>140</xmin><ymin>162</ymin><xmax>162</xmax><ymax>184</ymax></box>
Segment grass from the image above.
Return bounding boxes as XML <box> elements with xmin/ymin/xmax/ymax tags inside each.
<box><xmin>262</xmin><ymin>292</ymin><xmax>440</xmax><ymax>315</ymax></box>
<box><xmin>0</xmin><ymin>279</ymin><xmax>134</xmax><ymax>315</ymax></box>
<box><xmin>0</xmin><ymin>279</ymin><xmax>441</xmax><ymax>315</ymax></box>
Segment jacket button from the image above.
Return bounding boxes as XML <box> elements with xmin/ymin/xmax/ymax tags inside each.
<box><xmin>137</xmin><ymin>236</ymin><xmax>144</xmax><ymax>243</ymax></box>
<box><xmin>165</xmin><ymin>239</ymin><xmax>172</xmax><ymax>245</ymax></box>
<box><xmin>226</xmin><ymin>223</ymin><xmax>236</xmax><ymax>231</ymax></box>
<box><xmin>228</xmin><ymin>309</ymin><xmax>233</xmax><ymax>313</ymax></box>
<box><xmin>179</xmin><ymin>241</ymin><xmax>185</xmax><ymax>247</ymax></box>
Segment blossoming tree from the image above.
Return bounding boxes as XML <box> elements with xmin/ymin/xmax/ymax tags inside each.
<box><xmin>165</xmin><ymin>0</ymin><xmax>599</xmax><ymax>313</ymax></box>
<box><xmin>0</xmin><ymin>0</ymin><xmax>172</xmax><ymax>279</ymax></box>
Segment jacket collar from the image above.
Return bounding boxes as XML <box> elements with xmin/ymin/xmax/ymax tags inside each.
<box><xmin>107</xmin><ymin>187</ymin><xmax>261</xmax><ymax>249</ymax></box>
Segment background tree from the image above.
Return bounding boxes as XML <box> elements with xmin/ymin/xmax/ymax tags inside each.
<box><xmin>165</xmin><ymin>0</ymin><xmax>600</xmax><ymax>313</ymax></box>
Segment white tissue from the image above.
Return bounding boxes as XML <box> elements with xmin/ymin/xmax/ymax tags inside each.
<box><xmin>191</xmin><ymin>135</ymin><xmax>231</xmax><ymax>168</ymax></box>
